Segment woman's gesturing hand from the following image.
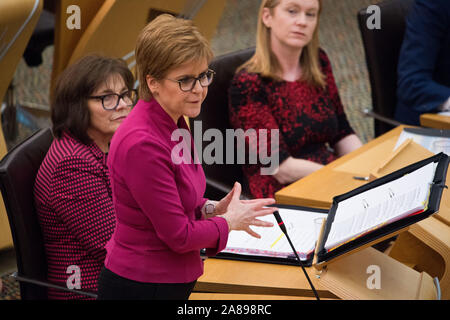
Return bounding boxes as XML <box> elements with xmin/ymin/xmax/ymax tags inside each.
<box><xmin>219</xmin><ymin>182</ymin><xmax>277</xmax><ymax>238</ymax></box>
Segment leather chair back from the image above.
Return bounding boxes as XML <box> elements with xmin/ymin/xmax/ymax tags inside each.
<box><xmin>357</xmin><ymin>0</ymin><xmax>414</xmax><ymax>136</ymax></box>
<box><xmin>190</xmin><ymin>48</ymin><xmax>255</xmax><ymax>199</ymax></box>
<box><xmin>0</xmin><ymin>128</ymin><xmax>53</xmax><ymax>299</ymax></box>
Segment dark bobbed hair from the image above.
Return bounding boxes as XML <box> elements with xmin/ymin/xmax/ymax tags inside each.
<box><xmin>51</xmin><ymin>54</ymin><xmax>134</xmax><ymax>144</ymax></box>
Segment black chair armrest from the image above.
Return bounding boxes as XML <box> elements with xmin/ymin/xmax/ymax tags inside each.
<box><xmin>10</xmin><ymin>272</ymin><xmax>98</xmax><ymax>299</ymax></box>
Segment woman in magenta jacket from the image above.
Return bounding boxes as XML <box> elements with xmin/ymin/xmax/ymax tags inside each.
<box><xmin>97</xmin><ymin>14</ymin><xmax>277</xmax><ymax>300</ymax></box>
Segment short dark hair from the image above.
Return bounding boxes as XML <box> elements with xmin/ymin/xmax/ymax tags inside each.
<box><xmin>51</xmin><ymin>54</ymin><xmax>134</xmax><ymax>144</ymax></box>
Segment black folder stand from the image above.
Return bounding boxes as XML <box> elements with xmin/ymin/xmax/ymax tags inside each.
<box><xmin>309</xmin><ymin>153</ymin><xmax>448</xmax><ymax>300</ymax></box>
<box><xmin>314</xmin><ymin>153</ymin><xmax>449</xmax><ymax>268</ymax></box>
<box><xmin>210</xmin><ymin>154</ymin><xmax>448</xmax><ymax>299</ymax></box>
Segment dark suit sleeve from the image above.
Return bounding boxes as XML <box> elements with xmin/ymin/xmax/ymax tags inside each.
<box><xmin>397</xmin><ymin>0</ymin><xmax>450</xmax><ymax>115</ymax></box>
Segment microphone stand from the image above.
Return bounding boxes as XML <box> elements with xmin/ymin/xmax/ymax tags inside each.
<box><xmin>273</xmin><ymin>211</ymin><xmax>320</xmax><ymax>300</ymax></box>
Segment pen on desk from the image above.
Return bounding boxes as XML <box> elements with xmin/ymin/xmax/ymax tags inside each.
<box><xmin>353</xmin><ymin>176</ymin><xmax>369</xmax><ymax>181</ymax></box>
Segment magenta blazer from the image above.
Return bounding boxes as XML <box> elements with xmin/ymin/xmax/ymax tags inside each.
<box><xmin>104</xmin><ymin>99</ymin><xmax>229</xmax><ymax>283</ymax></box>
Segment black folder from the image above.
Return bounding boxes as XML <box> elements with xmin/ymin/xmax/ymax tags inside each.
<box><xmin>213</xmin><ymin>204</ymin><xmax>328</xmax><ymax>267</ymax></box>
<box><xmin>315</xmin><ymin>152</ymin><xmax>449</xmax><ymax>266</ymax></box>
<box><xmin>211</xmin><ymin>153</ymin><xmax>449</xmax><ymax>268</ymax></box>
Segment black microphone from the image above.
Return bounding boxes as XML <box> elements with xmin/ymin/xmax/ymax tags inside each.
<box><xmin>273</xmin><ymin>211</ymin><xmax>320</xmax><ymax>300</ymax></box>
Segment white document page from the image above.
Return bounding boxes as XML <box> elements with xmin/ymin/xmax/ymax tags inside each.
<box><xmin>324</xmin><ymin>162</ymin><xmax>436</xmax><ymax>251</ymax></box>
<box><xmin>223</xmin><ymin>208</ymin><xmax>327</xmax><ymax>261</ymax></box>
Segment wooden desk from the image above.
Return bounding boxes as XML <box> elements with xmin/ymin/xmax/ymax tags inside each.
<box><xmin>275</xmin><ymin>126</ymin><xmax>405</xmax><ymax>209</ymax></box>
<box><xmin>195</xmin><ymin>125</ymin><xmax>442</xmax><ymax>300</ymax></box>
<box><xmin>275</xmin><ymin>125</ymin><xmax>450</xmax><ymax>299</ymax></box>
<box><xmin>421</xmin><ymin>113</ymin><xmax>450</xmax><ymax>130</ymax></box>
<box><xmin>190</xmin><ymin>293</ymin><xmax>323</xmax><ymax>300</ymax></box>
<box><xmin>196</xmin><ymin>258</ymin><xmax>337</xmax><ymax>299</ymax></box>
<box><xmin>196</xmin><ymin>246</ymin><xmax>437</xmax><ymax>300</ymax></box>
<box><xmin>275</xmin><ymin>125</ymin><xmax>450</xmax><ymax>227</ymax></box>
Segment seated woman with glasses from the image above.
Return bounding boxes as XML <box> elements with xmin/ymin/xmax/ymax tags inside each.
<box><xmin>97</xmin><ymin>14</ymin><xmax>277</xmax><ymax>300</ymax></box>
<box><xmin>34</xmin><ymin>54</ymin><xmax>136</xmax><ymax>299</ymax></box>
<box><xmin>228</xmin><ymin>0</ymin><xmax>363</xmax><ymax>199</ymax></box>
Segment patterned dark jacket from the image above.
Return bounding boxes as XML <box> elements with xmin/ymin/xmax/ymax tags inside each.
<box><xmin>34</xmin><ymin>131</ymin><xmax>115</xmax><ymax>299</ymax></box>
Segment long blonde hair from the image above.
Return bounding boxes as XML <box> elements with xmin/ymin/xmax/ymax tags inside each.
<box><xmin>239</xmin><ymin>0</ymin><xmax>326</xmax><ymax>88</ymax></box>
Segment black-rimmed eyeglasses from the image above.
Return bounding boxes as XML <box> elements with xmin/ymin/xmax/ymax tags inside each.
<box><xmin>89</xmin><ymin>89</ymin><xmax>138</xmax><ymax>110</ymax></box>
<box><xmin>166</xmin><ymin>69</ymin><xmax>216</xmax><ymax>92</ymax></box>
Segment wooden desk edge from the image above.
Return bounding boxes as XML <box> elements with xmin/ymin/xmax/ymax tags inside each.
<box><xmin>194</xmin><ymin>280</ymin><xmax>339</xmax><ymax>300</ymax></box>
<box><xmin>420</xmin><ymin>113</ymin><xmax>450</xmax><ymax>130</ymax></box>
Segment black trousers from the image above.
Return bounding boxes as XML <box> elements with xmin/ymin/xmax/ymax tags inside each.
<box><xmin>97</xmin><ymin>267</ymin><xmax>197</xmax><ymax>300</ymax></box>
